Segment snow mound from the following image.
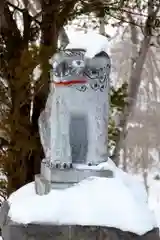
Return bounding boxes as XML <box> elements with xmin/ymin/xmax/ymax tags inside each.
<box><xmin>8</xmin><ymin>159</ymin><xmax>156</xmax><ymax>236</ymax></box>
<box><xmin>98</xmin><ymin>159</ymin><xmax>148</xmax><ymax>204</ymax></box>
<box><xmin>66</xmin><ymin>32</ymin><xmax>110</xmax><ymax>58</ymax></box>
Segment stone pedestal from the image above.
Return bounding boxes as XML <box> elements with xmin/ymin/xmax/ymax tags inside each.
<box><xmin>1</xmin><ymin>214</ymin><xmax>159</xmax><ymax>240</ymax></box>
<box><xmin>0</xmin><ymin>199</ymin><xmax>159</xmax><ymax>240</ymax></box>
<box><xmin>2</xmin><ymin>223</ymin><xmax>159</xmax><ymax>240</ymax></box>
<box><xmin>35</xmin><ymin>160</ymin><xmax>113</xmax><ymax>195</ymax></box>
<box><xmin>0</xmin><ymin>201</ymin><xmax>159</xmax><ymax>240</ymax></box>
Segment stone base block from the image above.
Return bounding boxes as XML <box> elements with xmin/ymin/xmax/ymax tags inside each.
<box><xmin>35</xmin><ymin>174</ymin><xmax>73</xmax><ymax>195</ymax></box>
<box><xmin>41</xmin><ymin>161</ymin><xmax>113</xmax><ymax>183</ymax></box>
<box><xmin>35</xmin><ymin>162</ymin><xmax>113</xmax><ymax>195</ymax></box>
<box><xmin>35</xmin><ymin>175</ymin><xmax>51</xmax><ymax>195</ymax></box>
<box><xmin>1</xmin><ymin>221</ymin><xmax>160</xmax><ymax>240</ymax></box>
<box><xmin>0</xmin><ymin>201</ymin><xmax>159</xmax><ymax>240</ymax></box>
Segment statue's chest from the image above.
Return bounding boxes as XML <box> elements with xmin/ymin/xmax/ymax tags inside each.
<box><xmin>53</xmin><ymin>72</ymin><xmax>109</xmax><ymax>93</ymax></box>
<box><xmin>70</xmin><ymin>76</ymin><xmax>108</xmax><ymax>92</ymax></box>
<box><xmin>54</xmin><ymin>84</ymin><xmax>107</xmax><ymax>114</ymax></box>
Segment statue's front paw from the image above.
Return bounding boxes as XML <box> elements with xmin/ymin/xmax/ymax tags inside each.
<box><xmin>50</xmin><ymin>162</ymin><xmax>73</xmax><ymax>169</ymax></box>
<box><xmin>88</xmin><ymin>162</ymin><xmax>92</xmax><ymax>166</ymax></box>
<box><xmin>62</xmin><ymin>163</ymin><xmax>73</xmax><ymax>169</ymax></box>
<box><xmin>87</xmin><ymin>161</ymin><xmax>100</xmax><ymax>166</ymax></box>
<box><xmin>87</xmin><ymin>162</ymin><xmax>99</xmax><ymax>166</ymax></box>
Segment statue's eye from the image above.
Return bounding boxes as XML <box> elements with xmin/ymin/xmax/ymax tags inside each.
<box><xmin>72</xmin><ymin>60</ymin><xmax>84</xmax><ymax>68</ymax></box>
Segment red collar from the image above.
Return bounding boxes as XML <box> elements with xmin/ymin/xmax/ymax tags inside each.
<box><xmin>53</xmin><ymin>79</ymin><xmax>87</xmax><ymax>86</ymax></box>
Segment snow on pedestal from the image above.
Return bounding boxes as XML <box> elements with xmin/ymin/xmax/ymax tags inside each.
<box><xmin>7</xmin><ymin>159</ymin><xmax>157</xmax><ymax>236</ymax></box>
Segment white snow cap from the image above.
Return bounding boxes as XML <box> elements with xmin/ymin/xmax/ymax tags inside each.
<box><xmin>66</xmin><ymin>31</ymin><xmax>110</xmax><ymax>58</ymax></box>
<box><xmin>8</xmin><ymin>158</ymin><xmax>156</xmax><ymax>236</ymax></box>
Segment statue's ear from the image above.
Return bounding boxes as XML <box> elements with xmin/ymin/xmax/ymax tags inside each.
<box><xmin>94</xmin><ymin>51</ymin><xmax>111</xmax><ymax>72</ymax></box>
<box><xmin>94</xmin><ymin>51</ymin><xmax>109</xmax><ymax>59</ymax></box>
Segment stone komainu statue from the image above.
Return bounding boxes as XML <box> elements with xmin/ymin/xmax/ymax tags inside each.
<box><xmin>39</xmin><ymin>40</ymin><xmax>111</xmax><ymax>167</ymax></box>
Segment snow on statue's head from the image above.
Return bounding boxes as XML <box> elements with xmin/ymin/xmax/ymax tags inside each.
<box><xmin>51</xmin><ymin>32</ymin><xmax>111</xmax><ymax>92</ymax></box>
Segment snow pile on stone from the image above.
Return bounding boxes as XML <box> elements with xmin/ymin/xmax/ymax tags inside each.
<box><xmin>98</xmin><ymin>159</ymin><xmax>148</xmax><ymax>204</ymax></box>
<box><xmin>66</xmin><ymin>31</ymin><xmax>111</xmax><ymax>58</ymax></box>
<box><xmin>8</xmin><ymin>158</ymin><xmax>156</xmax><ymax>236</ymax></box>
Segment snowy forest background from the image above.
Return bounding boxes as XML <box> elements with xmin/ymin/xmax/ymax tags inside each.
<box><xmin>0</xmin><ymin>0</ymin><xmax>160</xmax><ymax>230</ymax></box>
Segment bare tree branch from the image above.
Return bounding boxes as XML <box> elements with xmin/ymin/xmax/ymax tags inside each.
<box><xmin>112</xmin><ymin>0</ymin><xmax>160</xmax><ymax>164</ymax></box>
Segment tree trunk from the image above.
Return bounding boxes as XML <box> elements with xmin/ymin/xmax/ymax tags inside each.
<box><xmin>112</xmin><ymin>36</ymin><xmax>151</xmax><ymax>165</ymax></box>
<box><xmin>111</xmin><ymin>3</ymin><xmax>160</xmax><ymax>165</ymax></box>
<box><xmin>1</xmin><ymin>0</ymin><xmax>72</xmax><ymax>196</ymax></box>
<box><xmin>4</xmin><ymin>47</ymin><xmax>39</xmax><ymax>195</ymax></box>
<box><xmin>6</xmin><ymin>69</ymin><xmax>32</xmax><ymax>195</ymax></box>
<box><xmin>29</xmin><ymin>4</ymin><xmax>59</xmax><ymax>180</ymax></box>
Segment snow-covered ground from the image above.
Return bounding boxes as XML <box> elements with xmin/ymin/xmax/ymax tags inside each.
<box><xmin>8</xmin><ymin>159</ymin><xmax>157</xmax><ymax>236</ymax></box>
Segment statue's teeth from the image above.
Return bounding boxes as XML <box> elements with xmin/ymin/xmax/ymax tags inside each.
<box><xmin>70</xmin><ymin>163</ymin><xmax>73</xmax><ymax>168</ymax></box>
<box><xmin>63</xmin><ymin>163</ymin><xmax>67</xmax><ymax>169</ymax></box>
<box><xmin>55</xmin><ymin>163</ymin><xmax>59</xmax><ymax>168</ymax></box>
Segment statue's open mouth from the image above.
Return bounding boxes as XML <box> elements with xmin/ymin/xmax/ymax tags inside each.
<box><xmin>53</xmin><ymin>79</ymin><xmax>87</xmax><ymax>86</ymax></box>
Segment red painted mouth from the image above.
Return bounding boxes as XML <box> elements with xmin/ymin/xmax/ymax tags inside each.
<box><xmin>53</xmin><ymin>79</ymin><xmax>87</xmax><ymax>86</ymax></box>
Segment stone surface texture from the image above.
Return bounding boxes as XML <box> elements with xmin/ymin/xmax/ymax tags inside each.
<box><xmin>1</xmin><ymin>222</ymin><xmax>160</xmax><ymax>240</ymax></box>
<box><xmin>39</xmin><ymin>47</ymin><xmax>111</xmax><ymax>166</ymax></box>
<box><xmin>0</xmin><ymin>201</ymin><xmax>159</xmax><ymax>240</ymax></box>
